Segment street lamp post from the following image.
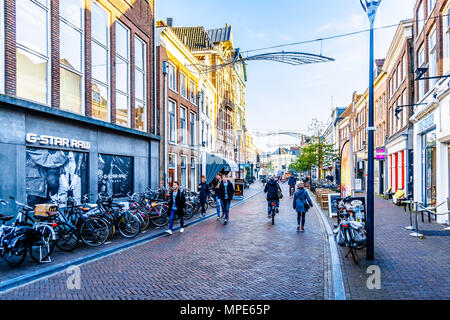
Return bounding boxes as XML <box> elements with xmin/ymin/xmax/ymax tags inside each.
<box><xmin>361</xmin><ymin>0</ymin><xmax>381</xmax><ymax>261</ymax></box>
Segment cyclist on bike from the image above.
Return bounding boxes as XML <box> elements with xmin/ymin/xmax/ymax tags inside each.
<box><xmin>288</xmin><ymin>175</ymin><xmax>296</xmax><ymax>197</ymax></box>
<box><xmin>264</xmin><ymin>176</ymin><xmax>281</xmax><ymax>218</ymax></box>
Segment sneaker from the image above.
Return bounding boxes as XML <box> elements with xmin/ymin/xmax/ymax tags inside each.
<box><xmin>267</xmin><ymin>214</ymin><xmax>271</xmax><ymax>218</ymax></box>
<box><xmin>297</xmin><ymin>225</ymin><xmax>300</xmax><ymax>232</ymax></box>
<box><xmin>224</xmin><ymin>219</ymin><xmax>228</xmax><ymax>225</ymax></box>
<box><xmin>217</xmin><ymin>217</ymin><xmax>220</xmax><ymax>221</ymax></box>
<box><xmin>201</xmin><ymin>213</ymin><xmax>205</xmax><ymax>217</ymax></box>
<box><xmin>300</xmin><ymin>228</ymin><xmax>304</xmax><ymax>232</ymax></box>
<box><xmin>180</xmin><ymin>228</ymin><xmax>184</xmax><ymax>233</ymax></box>
<box><xmin>165</xmin><ymin>229</ymin><xmax>172</xmax><ymax>235</ymax></box>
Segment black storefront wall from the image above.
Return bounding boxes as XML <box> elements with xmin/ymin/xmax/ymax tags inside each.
<box><xmin>0</xmin><ymin>100</ymin><xmax>160</xmax><ymax>215</ymax></box>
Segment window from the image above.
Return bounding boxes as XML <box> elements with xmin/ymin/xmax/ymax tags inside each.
<box><xmin>206</xmin><ymin>124</ymin><xmax>209</xmax><ymax>147</ymax></box>
<box><xmin>403</xmin><ymin>54</ymin><xmax>407</xmax><ymax>80</ymax></box>
<box><xmin>200</xmin><ymin>90</ymin><xmax>205</xmax><ymax>113</ymax></box>
<box><xmin>115</xmin><ymin>21</ymin><xmax>130</xmax><ymax>127</ymax></box>
<box><xmin>135</xmin><ymin>36</ymin><xmax>147</xmax><ymax>131</ymax></box>
<box><xmin>190</xmin><ymin>80</ymin><xmax>196</xmax><ymax>104</ymax></box>
<box><xmin>180</xmin><ymin>107</ymin><xmax>187</xmax><ymax>145</ymax></box>
<box><xmin>190</xmin><ymin>157</ymin><xmax>196</xmax><ymax>191</ymax></box>
<box><xmin>60</xmin><ymin>0</ymin><xmax>84</xmax><ymax>115</ymax></box>
<box><xmin>429</xmin><ymin>29</ymin><xmax>437</xmax><ymax>88</ymax></box>
<box><xmin>397</xmin><ymin>65</ymin><xmax>401</xmax><ymax>87</ymax></box>
<box><xmin>418</xmin><ymin>45</ymin><xmax>426</xmax><ymax>100</ymax></box>
<box><xmin>402</xmin><ymin>91</ymin><xmax>408</xmax><ymax>128</ymax></box>
<box><xmin>444</xmin><ymin>8</ymin><xmax>450</xmax><ymax>74</ymax></box>
<box><xmin>428</xmin><ymin>0</ymin><xmax>436</xmax><ymax>17</ymax></box>
<box><xmin>417</xmin><ymin>2</ymin><xmax>424</xmax><ymax>35</ymax></box>
<box><xmin>190</xmin><ymin>112</ymin><xmax>196</xmax><ymax>147</ymax></box>
<box><xmin>206</xmin><ymin>98</ymin><xmax>209</xmax><ymax>117</ymax></box>
<box><xmin>181</xmin><ymin>156</ymin><xmax>187</xmax><ymax>188</ymax></box>
<box><xmin>180</xmin><ymin>72</ymin><xmax>187</xmax><ymax>98</ymax></box>
<box><xmin>169</xmin><ymin>100</ymin><xmax>176</xmax><ymax>143</ymax></box>
<box><xmin>168</xmin><ymin>62</ymin><xmax>177</xmax><ymax>91</ymax></box>
<box><xmin>16</xmin><ymin>0</ymin><xmax>50</xmax><ymax>105</ymax></box>
<box><xmin>201</xmin><ymin>121</ymin><xmax>205</xmax><ymax>146</ymax></box>
<box><xmin>168</xmin><ymin>154</ymin><xmax>176</xmax><ymax>186</ymax></box>
<box><xmin>91</xmin><ymin>1</ymin><xmax>110</xmax><ymax>121</ymax></box>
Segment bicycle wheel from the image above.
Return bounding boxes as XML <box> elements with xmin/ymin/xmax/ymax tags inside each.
<box><xmin>184</xmin><ymin>203</ymin><xmax>195</xmax><ymax>220</ymax></box>
<box><xmin>79</xmin><ymin>217</ymin><xmax>109</xmax><ymax>247</ymax></box>
<box><xmin>208</xmin><ymin>196</ymin><xmax>217</xmax><ymax>208</ymax></box>
<box><xmin>345</xmin><ymin>229</ymin><xmax>358</xmax><ymax>264</ymax></box>
<box><xmin>272</xmin><ymin>208</ymin><xmax>275</xmax><ymax>225</ymax></box>
<box><xmin>117</xmin><ymin>212</ymin><xmax>141</xmax><ymax>238</ymax></box>
<box><xmin>55</xmin><ymin>222</ymin><xmax>79</xmax><ymax>252</ymax></box>
<box><xmin>1</xmin><ymin>240</ymin><xmax>27</xmax><ymax>267</ymax></box>
<box><xmin>151</xmin><ymin>205</ymin><xmax>169</xmax><ymax>227</ymax></box>
<box><xmin>137</xmin><ymin>209</ymin><xmax>151</xmax><ymax>230</ymax></box>
<box><xmin>29</xmin><ymin>225</ymin><xmax>55</xmax><ymax>263</ymax></box>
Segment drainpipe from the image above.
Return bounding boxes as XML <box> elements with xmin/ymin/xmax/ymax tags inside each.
<box><xmin>162</xmin><ymin>61</ymin><xmax>169</xmax><ymax>188</ymax></box>
<box><xmin>153</xmin><ymin>0</ymin><xmax>158</xmax><ymax>136</ymax></box>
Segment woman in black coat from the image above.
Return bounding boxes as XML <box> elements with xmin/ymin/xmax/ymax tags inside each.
<box><xmin>198</xmin><ymin>175</ymin><xmax>210</xmax><ymax>217</ymax></box>
<box><xmin>166</xmin><ymin>181</ymin><xmax>186</xmax><ymax>235</ymax></box>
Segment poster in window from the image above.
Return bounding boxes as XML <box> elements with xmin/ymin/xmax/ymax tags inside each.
<box><xmin>98</xmin><ymin>154</ymin><xmax>133</xmax><ymax>198</ymax></box>
<box><xmin>26</xmin><ymin>148</ymin><xmax>88</xmax><ymax>206</ymax></box>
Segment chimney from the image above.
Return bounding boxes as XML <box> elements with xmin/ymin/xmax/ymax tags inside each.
<box><xmin>167</xmin><ymin>18</ymin><xmax>173</xmax><ymax>27</ymax></box>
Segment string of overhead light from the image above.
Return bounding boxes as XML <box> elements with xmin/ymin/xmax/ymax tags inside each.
<box><xmin>242</xmin><ymin>12</ymin><xmax>450</xmax><ymax>54</ymax></box>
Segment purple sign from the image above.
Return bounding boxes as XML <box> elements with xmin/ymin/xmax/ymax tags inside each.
<box><xmin>376</xmin><ymin>148</ymin><xmax>385</xmax><ymax>160</ymax></box>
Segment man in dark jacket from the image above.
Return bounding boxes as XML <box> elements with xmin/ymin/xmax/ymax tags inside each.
<box><xmin>198</xmin><ymin>175</ymin><xmax>210</xmax><ymax>217</ymax></box>
<box><xmin>166</xmin><ymin>181</ymin><xmax>186</xmax><ymax>235</ymax></box>
<box><xmin>219</xmin><ymin>175</ymin><xmax>234</xmax><ymax>224</ymax></box>
<box><xmin>211</xmin><ymin>173</ymin><xmax>222</xmax><ymax>219</ymax></box>
<box><xmin>264</xmin><ymin>176</ymin><xmax>281</xmax><ymax>218</ymax></box>
<box><xmin>288</xmin><ymin>175</ymin><xmax>296</xmax><ymax>197</ymax></box>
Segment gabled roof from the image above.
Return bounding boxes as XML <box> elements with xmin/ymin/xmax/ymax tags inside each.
<box><xmin>208</xmin><ymin>25</ymin><xmax>233</xmax><ymax>43</ymax></box>
<box><xmin>171</xmin><ymin>26</ymin><xmax>215</xmax><ymax>51</ymax></box>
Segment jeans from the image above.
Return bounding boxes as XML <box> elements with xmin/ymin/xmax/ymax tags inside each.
<box><xmin>169</xmin><ymin>209</ymin><xmax>184</xmax><ymax>231</ymax></box>
<box><xmin>267</xmin><ymin>200</ymin><xmax>279</xmax><ymax>214</ymax></box>
<box><xmin>221</xmin><ymin>199</ymin><xmax>231</xmax><ymax>221</ymax></box>
<box><xmin>215</xmin><ymin>196</ymin><xmax>222</xmax><ymax>217</ymax></box>
<box><xmin>297</xmin><ymin>212</ymin><xmax>306</xmax><ymax>228</ymax></box>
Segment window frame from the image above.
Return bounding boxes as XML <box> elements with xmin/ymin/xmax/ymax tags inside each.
<box><xmin>417</xmin><ymin>2</ymin><xmax>424</xmax><ymax>37</ymax></box>
<box><xmin>180</xmin><ymin>106</ymin><xmax>187</xmax><ymax>146</ymax></box>
<box><xmin>91</xmin><ymin>0</ymin><xmax>111</xmax><ymax>122</ymax></box>
<box><xmin>180</xmin><ymin>72</ymin><xmax>187</xmax><ymax>99</ymax></box>
<box><xmin>59</xmin><ymin>0</ymin><xmax>85</xmax><ymax>115</ymax></box>
<box><xmin>189</xmin><ymin>79</ymin><xmax>196</xmax><ymax>105</ymax></box>
<box><xmin>168</xmin><ymin>99</ymin><xmax>177</xmax><ymax>144</ymax></box>
<box><xmin>134</xmin><ymin>35</ymin><xmax>147</xmax><ymax>132</ymax></box>
<box><xmin>428</xmin><ymin>28</ymin><xmax>437</xmax><ymax>88</ymax></box>
<box><xmin>15</xmin><ymin>0</ymin><xmax>52</xmax><ymax>106</ymax></box>
<box><xmin>190</xmin><ymin>111</ymin><xmax>196</xmax><ymax>148</ymax></box>
<box><xmin>114</xmin><ymin>20</ymin><xmax>131</xmax><ymax>128</ymax></box>
<box><xmin>168</xmin><ymin>62</ymin><xmax>177</xmax><ymax>92</ymax></box>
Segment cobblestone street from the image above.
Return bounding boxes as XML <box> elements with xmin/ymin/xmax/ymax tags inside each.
<box><xmin>0</xmin><ymin>184</ymin><xmax>329</xmax><ymax>300</ymax></box>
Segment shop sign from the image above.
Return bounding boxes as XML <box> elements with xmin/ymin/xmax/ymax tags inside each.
<box><xmin>417</xmin><ymin>113</ymin><xmax>435</xmax><ymax>133</ymax></box>
<box><xmin>234</xmin><ymin>179</ymin><xmax>245</xmax><ymax>197</ymax></box>
<box><xmin>340</xmin><ymin>141</ymin><xmax>352</xmax><ymax>197</ymax></box>
<box><xmin>375</xmin><ymin>148</ymin><xmax>386</xmax><ymax>160</ymax></box>
<box><xmin>26</xmin><ymin>133</ymin><xmax>91</xmax><ymax>150</ymax></box>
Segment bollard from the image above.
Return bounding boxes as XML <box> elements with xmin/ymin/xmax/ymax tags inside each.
<box><xmin>404</xmin><ymin>200</ymin><xmax>414</xmax><ymax>231</ymax></box>
<box><xmin>445</xmin><ymin>198</ymin><xmax>450</xmax><ymax>231</ymax></box>
<box><xmin>409</xmin><ymin>202</ymin><xmax>424</xmax><ymax>239</ymax></box>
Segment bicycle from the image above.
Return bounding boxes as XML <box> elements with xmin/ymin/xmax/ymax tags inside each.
<box><xmin>269</xmin><ymin>201</ymin><xmax>277</xmax><ymax>225</ymax></box>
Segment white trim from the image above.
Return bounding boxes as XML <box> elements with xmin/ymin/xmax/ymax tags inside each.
<box><xmin>134</xmin><ymin>35</ymin><xmax>147</xmax><ymax>132</ymax></box>
<box><xmin>168</xmin><ymin>98</ymin><xmax>177</xmax><ymax>143</ymax></box>
<box><xmin>115</xmin><ymin>20</ymin><xmax>131</xmax><ymax>128</ymax></box>
<box><xmin>180</xmin><ymin>105</ymin><xmax>188</xmax><ymax>146</ymax></box>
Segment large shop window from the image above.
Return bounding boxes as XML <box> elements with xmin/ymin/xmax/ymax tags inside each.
<box><xmin>16</xmin><ymin>0</ymin><xmax>50</xmax><ymax>105</ymax></box>
<box><xmin>26</xmin><ymin>148</ymin><xmax>88</xmax><ymax>206</ymax></box>
<box><xmin>60</xmin><ymin>0</ymin><xmax>84</xmax><ymax>114</ymax></box>
<box><xmin>134</xmin><ymin>36</ymin><xmax>147</xmax><ymax>131</ymax></box>
<box><xmin>98</xmin><ymin>154</ymin><xmax>133</xmax><ymax>198</ymax></box>
<box><xmin>422</xmin><ymin>131</ymin><xmax>437</xmax><ymax>206</ymax></box>
<box><xmin>91</xmin><ymin>1</ymin><xmax>110</xmax><ymax>121</ymax></box>
<box><xmin>115</xmin><ymin>21</ymin><xmax>130</xmax><ymax>127</ymax></box>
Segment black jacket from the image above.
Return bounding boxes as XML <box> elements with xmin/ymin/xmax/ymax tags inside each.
<box><xmin>264</xmin><ymin>180</ymin><xmax>280</xmax><ymax>201</ymax></box>
<box><xmin>168</xmin><ymin>189</ymin><xmax>186</xmax><ymax>218</ymax></box>
<box><xmin>218</xmin><ymin>181</ymin><xmax>234</xmax><ymax>201</ymax></box>
<box><xmin>211</xmin><ymin>178</ymin><xmax>221</xmax><ymax>197</ymax></box>
<box><xmin>198</xmin><ymin>182</ymin><xmax>210</xmax><ymax>203</ymax></box>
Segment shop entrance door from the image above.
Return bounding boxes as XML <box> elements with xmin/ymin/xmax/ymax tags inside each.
<box><xmin>379</xmin><ymin>160</ymin><xmax>384</xmax><ymax>195</ymax></box>
<box><xmin>168</xmin><ymin>169</ymin><xmax>175</xmax><ymax>187</ymax></box>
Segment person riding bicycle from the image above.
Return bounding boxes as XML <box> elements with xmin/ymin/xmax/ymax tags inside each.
<box><xmin>264</xmin><ymin>176</ymin><xmax>281</xmax><ymax>218</ymax></box>
<box><xmin>288</xmin><ymin>175</ymin><xmax>296</xmax><ymax>197</ymax></box>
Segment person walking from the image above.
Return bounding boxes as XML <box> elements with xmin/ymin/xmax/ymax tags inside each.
<box><xmin>219</xmin><ymin>174</ymin><xmax>234</xmax><ymax>224</ymax></box>
<box><xmin>264</xmin><ymin>176</ymin><xmax>281</xmax><ymax>218</ymax></box>
<box><xmin>288</xmin><ymin>175</ymin><xmax>296</xmax><ymax>197</ymax></box>
<box><xmin>212</xmin><ymin>173</ymin><xmax>222</xmax><ymax>220</ymax></box>
<box><xmin>166</xmin><ymin>181</ymin><xmax>186</xmax><ymax>235</ymax></box>
<box><xmin>293</xmin><ymin>181</ymin><xmax>313</xmax><ymax>232</ymax></box>
<box><xmin>198</xmin><ymin>175</ymin><xmax>210</xmax><ymax>217</ymax></box>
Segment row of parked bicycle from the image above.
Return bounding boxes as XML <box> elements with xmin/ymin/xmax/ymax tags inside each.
<box><xmin>0</xmin><ymin>188</ymin><xmax>217</xmax><ymax>267</ymax></box>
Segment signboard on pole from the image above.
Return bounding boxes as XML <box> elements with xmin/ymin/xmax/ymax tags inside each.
<box><xmin>234</xmin><ymin>179</ymin><xmax>245</xmax><ymax>199</ymax></box>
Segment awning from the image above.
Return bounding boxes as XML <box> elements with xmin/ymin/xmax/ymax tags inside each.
<box><xmin>206</xmin><ymin>153</ymin><xmax>239</xmax><ymax>183</ymax></box>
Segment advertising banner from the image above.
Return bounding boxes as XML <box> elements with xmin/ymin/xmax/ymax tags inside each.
<box><xmin>26</xmin><ymin>148</ymin><xmax>88</xmax><ymax>206</ymax></box>
<box><xmin>234</xmin><ymin>179</ymin><xmax>245</xmax><ymax>198</ymax></box>
<box><xmin>340</xmin><ymin>140</ymin><xmax>352</xmax><ymax>197</ymax></box>
<box><xmin>98</xmin><ymin>154</ymin><xmax>133</xmax><ymax>198</ymax></box>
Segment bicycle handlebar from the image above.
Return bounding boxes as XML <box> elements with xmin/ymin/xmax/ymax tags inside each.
<box><xmin>9</xmin><ymin>196</ymin><xmax>33</xmax><ymax>211</ymax></box>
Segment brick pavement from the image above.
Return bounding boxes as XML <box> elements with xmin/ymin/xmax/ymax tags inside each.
<box><xmin>319</xmin><ymin>193</ymin><xmax>450</xmax><ymax>300</ymax></box>
<box><xmin>0</xmin><ymin>183</ymin><xmax>330</xmax><ymax>300</ymax></box>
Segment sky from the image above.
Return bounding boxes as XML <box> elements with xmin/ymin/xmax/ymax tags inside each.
<box><xmin>157</xmin><ymin>0</ymin><xmax>415</xmax><ymax>151</ymax></box>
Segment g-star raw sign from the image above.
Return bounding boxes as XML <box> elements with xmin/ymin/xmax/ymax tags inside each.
<box><xmin>26</xmin><ymin>133</ymin><xmax>91</xmax><ymax>150</ymax></box>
